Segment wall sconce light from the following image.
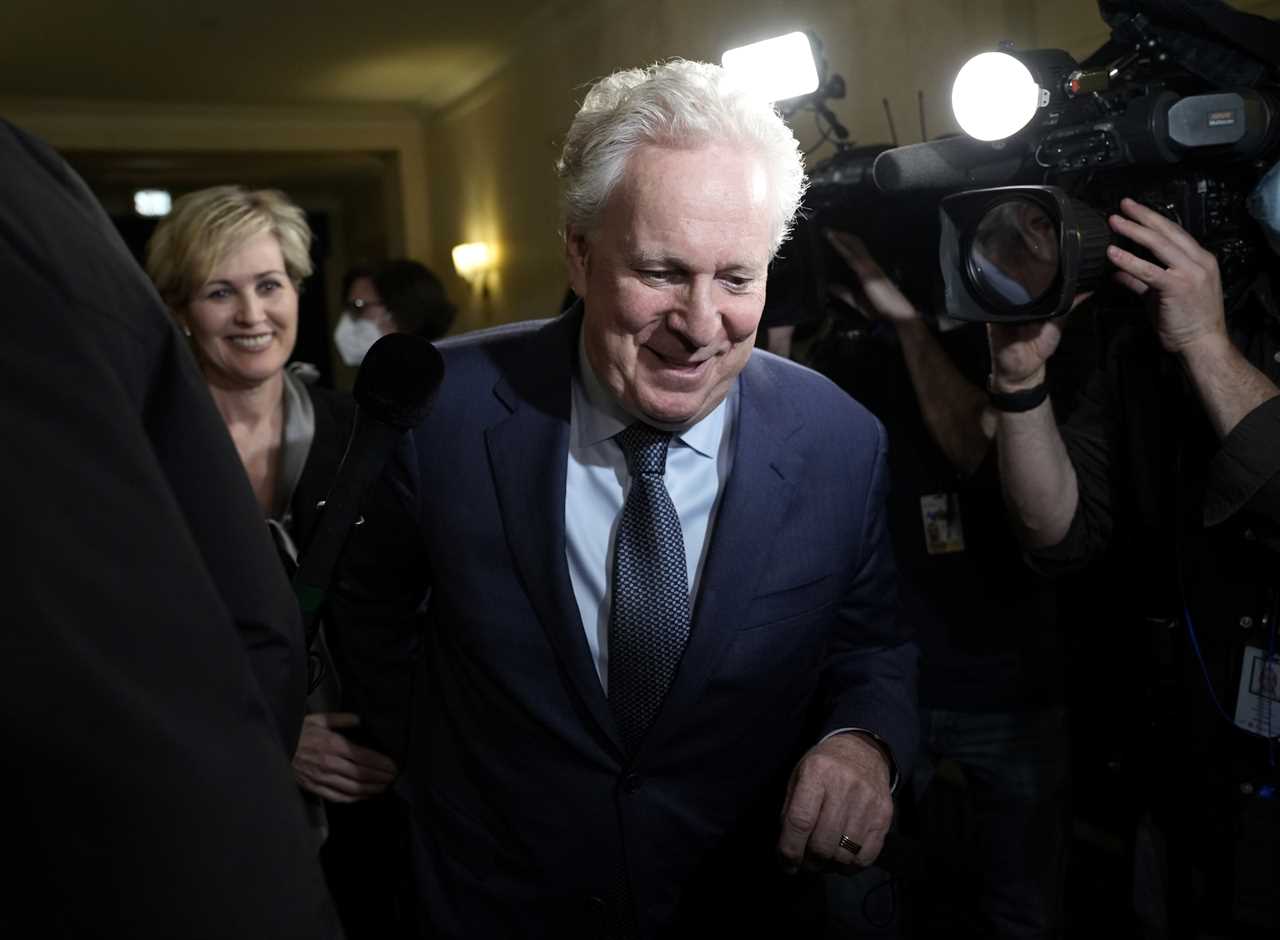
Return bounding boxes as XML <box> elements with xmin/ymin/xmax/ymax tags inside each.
<box><xmin>451</xmin><ymin>242</ymin><xmax>494</xmax><ymax>284</ymax></box>
<box><xmin>133</xmin><ymin>189</ymin><xmax>172</xmax><ymax>217</ymax></box>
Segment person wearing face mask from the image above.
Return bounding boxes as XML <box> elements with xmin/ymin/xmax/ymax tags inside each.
<box><xmin>333</xmin><ymin>266</ymin><xmax>392</xmax><ymax>367</ymax></box>
<box><xmin>987</xmin><ymin>162</ymin><xmax>1280</xmax><ymax>935</ymax></box>
<box><xmin>145</xmin><ymin>188</ymin><xmax>407</xmax><ymax>938</ymax></box>
<box><xmin>333</xmin><ymin>260</ymin><xmax>456</xmax><ymax>368</ymax></box>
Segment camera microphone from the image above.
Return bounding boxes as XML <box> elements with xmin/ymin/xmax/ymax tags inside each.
<box><xmin>293</xmin><ymin>333</ymin><xmax>445</xmax><ymax>644</ymax></box>
<box><xmin>872</xmin><ymin>136</ymin><xmax>1025</xmax><ymax>193</ymax></box>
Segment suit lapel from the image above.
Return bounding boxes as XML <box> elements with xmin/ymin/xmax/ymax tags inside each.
<box><xmin>484</xmin><ymin>310</ymin><xmax>623</xmax><ymax>753</ymax></box>
<box><xmin>639</xmin><ymin>354</ymin><xmax>804</xmax><ymax>760</ymax></box>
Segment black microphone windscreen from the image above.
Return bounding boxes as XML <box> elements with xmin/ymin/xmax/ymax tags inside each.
<box><xmin>353</xmin><ymin>333</ymin><xmax>445</xmax><ymax>431</ymax></box>
<box><xmin>873</xmin><ymin>137</ymin><xmax>1025</xmax><ymax>193</ymax></box>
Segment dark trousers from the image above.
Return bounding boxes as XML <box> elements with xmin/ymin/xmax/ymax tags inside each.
<box><xmin>827</xmin><ymin>706</ymin><xmax>1071</xmax><ymax>939</ymax></box>
<box><xmin>321</xmin><ymin>791</ymin><xmax>415</xmax><ymax>940</ymax></box>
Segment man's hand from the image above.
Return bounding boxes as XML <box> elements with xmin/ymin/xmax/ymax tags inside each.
<box><xmin>987</xmin><ymin>318</ymin><xmax>1065</xmax><ymax>393</ymax></box>
<box><xmin>292</xmin><ymin>712</ymin><xmax>399</xmax><ymax>803</ymax></box>
<box><xmin>986</xmin><ymin>287</ymin><xmax>1091</xmax><ymax>393</ymax></box>
<box><xmin>1108</xmin><ymin>196</ymin><xmax>1279</xmax><ymax>438</ymax></box>
<box><xmin>777</xmin><ymin>732</ymin><xmax>893</xmax><ymax>872</ymax></box>
<box><xmin>1107</xmin><ymin>197</ymin><xmax>1228</xmax><ymax>356</ymax></box>
<box><xmin>825</xmin><ymin>230</ymin><xmax>920</xmax><ymax>323</ymax></box>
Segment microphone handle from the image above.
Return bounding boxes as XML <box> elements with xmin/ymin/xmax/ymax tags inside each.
<box><xmin>293</xmin><ymin>413</ymin><xmax>404</xmax><ymax>645</ymax></box>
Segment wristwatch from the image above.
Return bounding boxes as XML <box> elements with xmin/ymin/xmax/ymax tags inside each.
<box><xmin>987</xmin><ymin>375</ymin><xmax>1049</xmax><ymax>412</ymax></box>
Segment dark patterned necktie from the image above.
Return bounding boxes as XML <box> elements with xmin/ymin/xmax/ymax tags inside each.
<box><xmin>608</xmin><ymin>422</ymin><xmax>692</xmax><ymax>754</ymax></box>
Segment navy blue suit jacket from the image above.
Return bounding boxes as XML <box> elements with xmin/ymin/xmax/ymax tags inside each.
<box><xmin>331</xmin><ymin>308</ymin><xmax>917</xmax><ymax>938</ymax></box>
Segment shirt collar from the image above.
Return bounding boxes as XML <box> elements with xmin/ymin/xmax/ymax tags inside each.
<box><xmin>573</xmin><ymin>327</ymin><xmax>729</xmax><ymax>458</ymax></box>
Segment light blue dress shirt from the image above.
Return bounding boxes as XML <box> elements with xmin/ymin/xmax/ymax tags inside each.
<box><xmin>563</xmin><ymin>334</ymin><xmax>895</xmax><ymax>783</ymax></box>
<box><xmin>565</xmin><ymin>333</ymin><xmax>737</xmax><ymax>693</ymax></box>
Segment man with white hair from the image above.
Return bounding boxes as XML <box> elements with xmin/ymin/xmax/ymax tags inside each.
<box><xmin>332</xmin><ymin>59</ymin><xmax>917</xmax><ymax>937</ymax></box>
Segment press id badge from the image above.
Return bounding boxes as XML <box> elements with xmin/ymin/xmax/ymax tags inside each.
<box><xmin>1233</xmin><ymin>645</ymin><xmax>1280</xmax><ymax>738</ymax></box>
<box><xmin>920</xmin><ymin>493</ymin><xmax>965</xmax><ymax>555</ymax></box>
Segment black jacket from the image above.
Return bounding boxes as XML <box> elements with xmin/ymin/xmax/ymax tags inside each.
<box><xmin>0</xmin><ymin>120</ymin><xmax>339</xmax><ymax>938</ymax></box>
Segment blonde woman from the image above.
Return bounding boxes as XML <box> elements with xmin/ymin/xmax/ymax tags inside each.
<box><xmin>146</xmin><ymin>187</ymin><xmax>401</xmax><ymax>935</ymax></box>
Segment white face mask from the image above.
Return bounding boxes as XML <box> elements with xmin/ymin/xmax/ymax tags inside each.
<box><xmin>1247</xmin><ymin>159</ymin><xmax>1280</xmax><ymax>255</ymax></box>
<box><xmin>333</xmin><ymin>313</ymin><xmax>382</xmax><ymax>366</ymax></box>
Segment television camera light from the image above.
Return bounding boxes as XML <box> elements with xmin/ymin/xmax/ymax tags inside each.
<box><xmin>721</xmin><ymin>31</ymin><xmax>820</xmax><ymax>103</ymax></box>
<box><xmin>951</xmin><ymin>51</ymin><xmax>1044</xmax><ymax>142</ymax></box>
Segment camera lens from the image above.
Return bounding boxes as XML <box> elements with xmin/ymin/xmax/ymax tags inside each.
<box><xmin>966</xmin><ymin>197</ymin><xmax>1061</xmax><ymax>308</ymax></box>
<box><xmin>941</xmin><ymin>185</ymin><xmax>1110</xmax><ymax>322</ymax></box>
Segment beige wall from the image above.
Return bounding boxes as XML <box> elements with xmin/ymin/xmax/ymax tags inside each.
<box><xmin>425</xmin><ymin>0</ymin><xmax>1123</xmax><ymax>330</ymax></box>
<box><xmin>10</xmin><ymin>0</ymin><xmax>1274</xmax><ymax>336</ymax></box>
<box><xmin>1</xmin><ymin>97</ymin><xmax>433</xmax><ymax>264</ymax></box>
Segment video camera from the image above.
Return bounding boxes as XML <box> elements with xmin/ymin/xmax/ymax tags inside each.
<box><xmin>765</xmin><ymin>0</ymin><xmax>1280</xmax><ymax>329</ymax></box>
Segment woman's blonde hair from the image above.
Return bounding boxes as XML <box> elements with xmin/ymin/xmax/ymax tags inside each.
<box><xmin>145</xmin><ymin>185</ymin><xmax>312</xmax><ymax>310</ymax></box>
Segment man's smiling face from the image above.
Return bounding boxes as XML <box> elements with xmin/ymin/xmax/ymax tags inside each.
<box><xmin>568</xmin><ymin>142</ymin><xmax>773</xmax><ymax>428</ymax></box>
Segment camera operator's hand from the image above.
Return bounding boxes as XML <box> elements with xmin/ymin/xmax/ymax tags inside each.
<box><xmin>825</xmin><ymin>230</ymin><xmax>920</xmax><ymax>323</ymax></box>
<box><xmin>1108</xmin><ymin>197</ymin><xmax>1279</xmax><ymax>439</ymax></box>
<box><xmin>1107</xmin><ymin>197</ymin><xmax>1227</xmax><ymax>355</ymax></box>
<box><xmin>986</xmin><ymin>319</ymin><xmax>1064</xmax><ymax>393</ymax></box>
<box><xmin>826</xmin><ymin>228</ymin><xmax>1000</xmax><ymax>476</ymax></box>
<box><xmin>987</xmin><ymin>291</ymin><xmax>1093</xmax><ymax>393</ymax></box>
<box><xmin>986</xmin><ymin>298</ymin><xmax>1090</xmax><ymax>551</ymax></box>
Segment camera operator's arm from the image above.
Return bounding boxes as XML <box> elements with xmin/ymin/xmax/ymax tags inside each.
<box><xmin>986</xmin><ymin>317</ymin><xmax>1081</xmax><ymax>548</ymax></box>
<box><xmin>1107</xmin><ymin>198</ymin><xmax>1280</xmax><ymax>439</ymax></box>
<box><xmin>827</xmin><ymin>230</ymin><xmax>995</xmax><ymax>477</ymax></box>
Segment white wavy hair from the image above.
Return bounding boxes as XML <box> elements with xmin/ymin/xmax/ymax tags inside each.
<box><xmin>556</xmin><ymin>59</ymin><xmax>807</xmax><ymax>258</ymax></box>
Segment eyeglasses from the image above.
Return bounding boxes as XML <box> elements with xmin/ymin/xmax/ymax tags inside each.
<box><xmin>345</xmin><ymin>298</ymin><xmax>387</xmax><ymax>316</ymax></box>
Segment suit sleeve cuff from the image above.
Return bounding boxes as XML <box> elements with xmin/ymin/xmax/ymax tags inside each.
<box><xmin>821</xmin><ymin>727</ymin><xmax>900</xmax><ymax>793</ymax></box>
<box><xmin>1204</xmin><ymin>393</ymin><xmax>1280</xmax><ymax>526</ymax></box>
